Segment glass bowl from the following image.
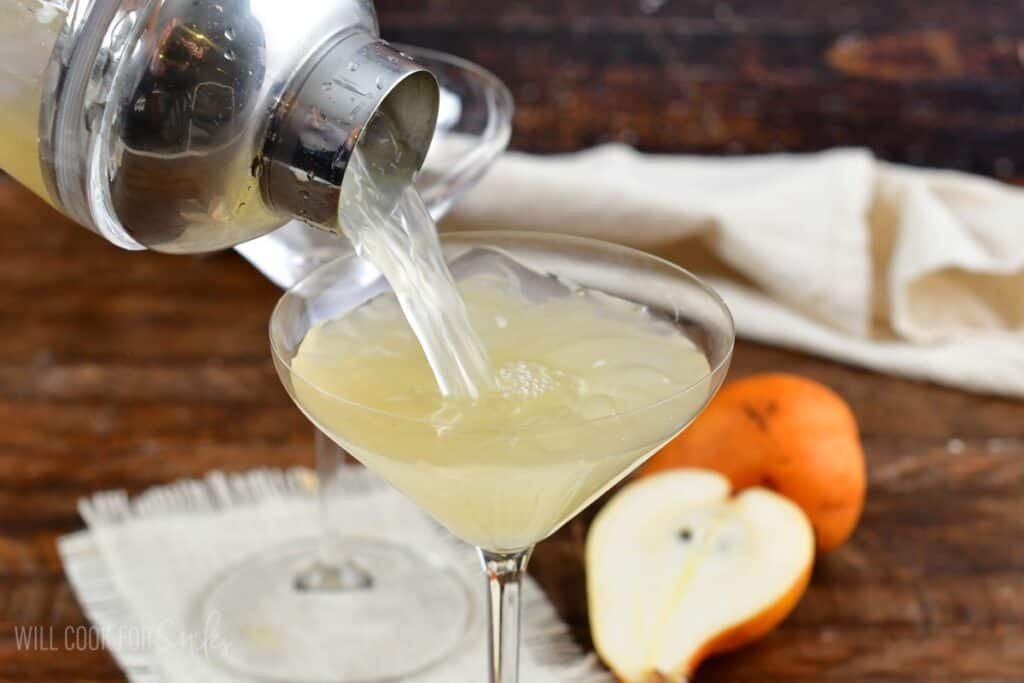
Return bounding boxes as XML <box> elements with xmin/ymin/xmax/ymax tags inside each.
<box><xmin>270</xmin><ymin>231</ymin><xmax>735</xmax><ymax>683</ymax></box>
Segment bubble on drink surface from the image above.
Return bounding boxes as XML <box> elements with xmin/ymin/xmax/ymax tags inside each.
<box><xmin>496</xmin><ymin>361</ymin><xmax>562</xmax><ymax>400</ymax></box>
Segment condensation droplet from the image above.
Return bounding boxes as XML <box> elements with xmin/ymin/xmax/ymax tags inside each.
<box><xmin>375</xmin><ymin>76</ymin><xmax>383</xmax><ymax>90</ymax></box>
<box><xmin>322</xmin><ymin>81</ymin><xmax>333</xmax><ymax>91</ymax></box>
<box><xmin>224</xmin><ymin>49</ymin><xmax>236</xmax><ymax>61</ymax></box>
<box><xmin>223</xmin><ymin>27</ymin><xmax>235</xmax><ymax>41</ymax></box>
<box><xmin>299</xmin><ymin>189</ymin><xmax>311</xmax><ymax>200</ymax></box>
<box><xmin>348</xmin><ymin>61</ymin><xmax>360</xmax><ymax>72</ymax></box>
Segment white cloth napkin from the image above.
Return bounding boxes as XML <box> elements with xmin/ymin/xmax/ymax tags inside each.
<box><xmin>441</xmin><ymin>145</ymin><xmax>1024</xmax><ymax>397</ymax></box>
<box><xmin>58</xmin><ymin>468</ymin><xmax>610</xmax><ymax>683</ymax></box>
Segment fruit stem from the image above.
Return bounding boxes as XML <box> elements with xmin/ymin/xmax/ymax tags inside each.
<box><xmin>480</xmin><ymin>547</ymin><xmax>533</xmax><ymax>683</ymax></box>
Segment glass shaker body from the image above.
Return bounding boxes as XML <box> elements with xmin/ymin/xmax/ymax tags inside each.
<box><xmin>0</xmin><ymin>0</ymin><xmax>438</xmax><ymax>253</ymax></box>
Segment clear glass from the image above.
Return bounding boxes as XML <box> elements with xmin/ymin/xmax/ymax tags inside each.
<box><xmin>271</xmin><ymin>232</ymin><xmax>735</xmax><ymax>682</ymax></box>
<box><xmin>198</xmin><ymin>47</ymin><xmax>512</xmax><ymax>683</ymax></box>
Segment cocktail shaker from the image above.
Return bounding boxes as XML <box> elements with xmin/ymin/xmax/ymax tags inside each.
<box><xmin>0</xmin><ymin>0</ymin><xmax>439</xmax><ymax>253</ymax></box>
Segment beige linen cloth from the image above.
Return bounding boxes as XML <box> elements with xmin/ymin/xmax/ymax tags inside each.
<box><xmin>58</xmin><ymin>468</ymin><xmax>610</xmax><ymax>683</ymax></box>
<box><xmin>442</xmin><ymin>145</ymin><xmax>1024</xmax><ymax>397</ymax></box>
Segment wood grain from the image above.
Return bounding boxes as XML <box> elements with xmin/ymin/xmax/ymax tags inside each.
<box><xmin>1</xmin><ymin>171</ymin><xmax>1022</xmax><ymax>681</ymax></box>
<box><xmin>3</xmin><ymin>2</ymin><xmax>1024</xmax><ymax>680</ymax></box>
<box><xmin>379</xmin><ymin>0</ymin><xmax>1024</xmax><ymax>180</ymax></box>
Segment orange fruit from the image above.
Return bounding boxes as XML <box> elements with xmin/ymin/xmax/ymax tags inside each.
<box><xmin>641</xmin><ymin>373</ymin><xmax>866</xmax><ymax>552</ymax></box>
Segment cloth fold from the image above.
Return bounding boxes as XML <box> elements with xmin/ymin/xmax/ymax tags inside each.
<box><xmin>442</xmin><ymin>145</ymin><xmax>1024</xmax><ymax>397</ymax></box>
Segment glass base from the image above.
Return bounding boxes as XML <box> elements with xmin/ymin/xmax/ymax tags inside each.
<box><xmin>196</xmin><ymin>537</ymin><xmax>473</xmax><ymax>682</ymax></box>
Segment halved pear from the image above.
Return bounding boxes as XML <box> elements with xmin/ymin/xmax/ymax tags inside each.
<box><xmin>586</xmin><ymin>469</ymin><xmax>814</xmax><ymax>682</ymax></box>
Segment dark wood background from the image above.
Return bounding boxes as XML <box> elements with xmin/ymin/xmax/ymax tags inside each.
<box><xmin>2</xmin><ymin>1</ymin><xmax>1024</xmax><ymax>682</ymax></box>
<box><xmin>381</xmin><ymin>0</ymin><xmax>1024</xmax><ymax>179</ymax></box>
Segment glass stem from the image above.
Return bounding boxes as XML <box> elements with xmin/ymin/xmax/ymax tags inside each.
<box><xmin>294</xmin><ymin>429</ymin><xmax>373</xmax><ymax>592</ymax></box>
<box><xmin>315</xmin><ymin>428</ymin><xmax>341</xmax><ymax>566</ymax></box>
<box><xmin>480</xmin><ymin>547</ymin><xmax>533</xmax><ymax>683</ymax></box>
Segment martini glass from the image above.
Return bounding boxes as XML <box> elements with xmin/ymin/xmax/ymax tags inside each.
<box><xmin>270</xmin><ymin>232</ymin><xmax>735</xmax><ymax>682</ymax></box>
<box><xmin>200</xmin><ymin>47</ymin><xmax>512</xmax><ymax>682</ymax></box>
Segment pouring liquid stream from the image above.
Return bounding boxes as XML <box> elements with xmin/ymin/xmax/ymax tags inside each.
<box><xmin>338</xmin><ymin>112</ymin><xmax>492</xmax><ymax>399</ymax></box>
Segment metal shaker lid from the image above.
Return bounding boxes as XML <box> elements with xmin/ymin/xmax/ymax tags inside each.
<box><xmin>262</xmin><ymin>32</ymin><xmax>439</xmax><ymax>232</ymax></box>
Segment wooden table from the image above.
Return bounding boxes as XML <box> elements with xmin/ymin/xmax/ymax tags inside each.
<box><xmin>3</xmin><ymin>2</ymin><xmax>1024</xmax><ymax>680</ymax></box>
<box><xmin>2</xmin><ymin>182</ymin><xmax>1022</xmax><ymax>683</ymax></box>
